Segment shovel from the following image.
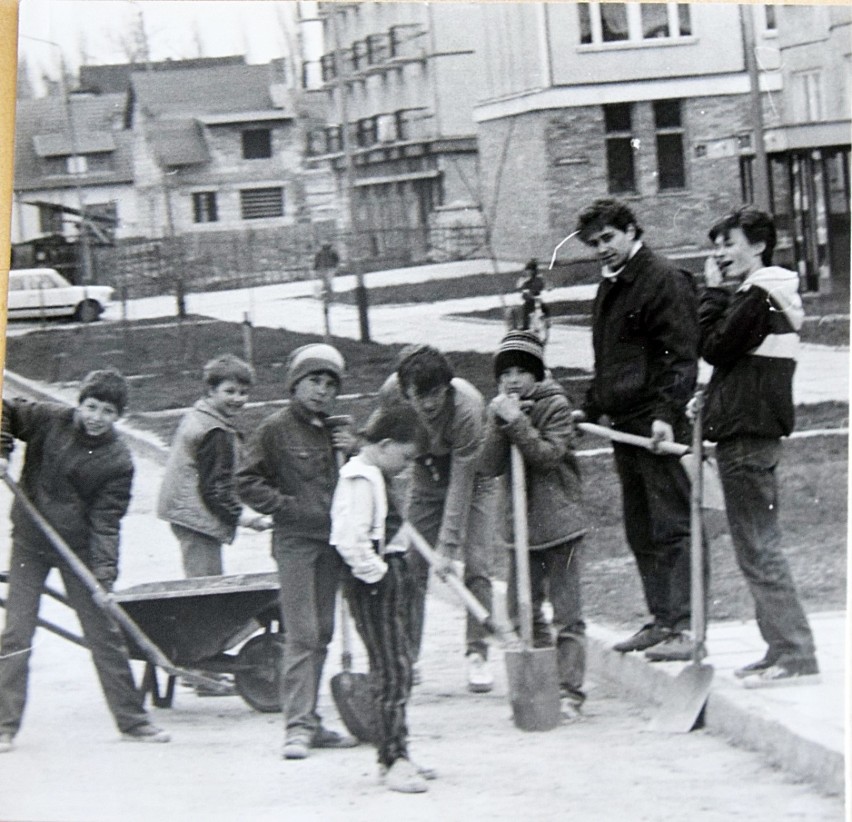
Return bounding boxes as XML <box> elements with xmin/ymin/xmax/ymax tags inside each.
<box><xmin>648</xmin><ymin>391</ymin><xmax>714</xmax><ymax>733</ymax></box>
<box><xmin>1</xmin><ymin>474</ymin><xmax>228</xmax><ymax>693</ymax></box>
<box><xmin>329</xmin><ymin>592</ymin><xmax>379</xmax><ymax>744</ymax></box>
<box><xmin>503</xmin><ymin>444</ymin><xmax>561</xmax><ymax>731</ymax></box>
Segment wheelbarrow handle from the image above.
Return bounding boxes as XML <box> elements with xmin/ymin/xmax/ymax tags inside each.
<box><xmin>1</xmin><ymin>474</ymin><xmax>227</xmax><ymax>693</ymax></box>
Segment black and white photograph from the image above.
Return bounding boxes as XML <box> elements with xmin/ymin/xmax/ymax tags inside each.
<box><xmin>0</xmin><ymin>1</ymin><xmax>848</xmax><ymax>819</ymax></box>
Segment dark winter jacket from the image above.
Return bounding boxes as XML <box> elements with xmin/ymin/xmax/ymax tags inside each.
<box><xmin>236</xmin><ymin>400</ymin><xmax>338</xmax><ymax>542</ymax></box>
<box><xmin>584</xmin><ymin>245</ymin><xmax>699</xmax><ymax>438</ymax></box>
<box><xmin>157</xmin><ymin>398</ymin><xmax>243</xmax><ymax>543</ymax></box>
<box><xmin>479</xmin><ymin>379</ymin><xmax>586</xmax><ymax>550</ymax></box>
<box><xmin>1</xmin><ymin>399</ymin><xmax>134</xmax><ymax>587</ymax></box>
<box><xmin>699</xmin><ymin>266</ymin><xmax>804</xmax><ymax>443</ymax></box>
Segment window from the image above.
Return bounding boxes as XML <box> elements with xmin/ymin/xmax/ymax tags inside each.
<box><xmin>242</xmin><ymin>129</ymin><xmax>272</xmax><ymax>160</ymax></box>
<box><xmin>193</xmin><ymin>191</ymin><xmax>218</xmax><ymax>223</ymax></box>
<box><xmin>325</xmin><ymin>126</ymin><xmax>342</xmax><ymax>153</ymax></box>
<box><xmin>67</xmin><ymin>155</ymin><xmax>88</xmax><ymax>174</ymax></box>
<box><xmin>366</xmin><ymin>33</ymin><xmax>390</xmax><ymax>64</ymax></box>
<box><xmin>320</xmin><ymin>54</ymin><xmax>336</xmax><ymax>82</ymax></box>
<box><xmin>352</xmin><ymin>40</ymin><xmax>367</xmax><ymax>71</ymax></box>
<box><xmin>654</xmin><ymin>100</ymin><xmax>686</xmax><ymax>190</ymax></box>
<box><xmin>604</xmin><ymin>103</ymin><xmax>636</xmax><ymax>194</ymax></box>
<box><xmin>240</xmin><ymin>187</ymin><xmax>284</xmax><ymax>220</ymax></box>
<box><xmin>38</xmin><ymin>204</ymin><xmax>64</xmax><ymax>234</ymax></box>
<box><xmin>763</xmin><ymin>4</ymin><xmax>777</xmax><ymax>31</ymax></box>
<box><xmin>792</xmin><ymin>71</ymin><xmax>823</xmax><ymax>123</ymax></box>
<box><xmin>579</xmin><ymin>2</ymin><xmax>692</xmax><ymax>45</ymax></box>
<box><xmin>356</xmin><ymin>117</ymin><xmax>378</xmax><ymax>148</ymax></box>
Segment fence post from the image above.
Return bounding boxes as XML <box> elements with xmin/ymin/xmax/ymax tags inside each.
<box><xmin>242</xmin><ymin>312</ymin><xmax>254</xmax><ymax>368</ymax></box>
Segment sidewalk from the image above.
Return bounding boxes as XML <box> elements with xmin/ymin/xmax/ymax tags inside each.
<box><xmin>2</xmin><ymin>369</ymin><xmax>845</xmax><ymax>798</ymax></box>
<box><xmin>104</xmin><ymin>258</ymin><xmax>849</xmax><ymax>404</ymax></box>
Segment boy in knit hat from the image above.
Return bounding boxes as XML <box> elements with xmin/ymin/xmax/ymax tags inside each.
<box><xmin>236</xmin><ymin>343</ymin><xmax>359</xmax><ymax>759</ymax></box>
<box><xmin>0</xmin><ymin>369</ymin><xmax>170</xmax><ymax>751</ymax></box>
<box><xmin>479</xmin><ymin>331</ymin><xmax>589</xmax><ymax>709</ymax></box>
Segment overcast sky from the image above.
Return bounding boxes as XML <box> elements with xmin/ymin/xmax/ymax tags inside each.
<box><xmin>18</xmin><ymin>0</ymin><xmax>310</xmax><ymax>89</ymax></box>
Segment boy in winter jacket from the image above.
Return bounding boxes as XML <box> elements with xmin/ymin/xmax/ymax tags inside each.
<box><xmin>479</xmin><ymin>331</ymin><xmax>588</xmax><ymax>708</ymax></box>
<box><xmin>236</xmin><ymin>343</ymin><xmax>359</xmax><ymax>759</ymax></box>
<box><xmin>158</xmin><ymin>354</ymin><xmax>270</xmax><ymax>579</ymax></box>
<box><xmin>699</xmin><ymin>207</ymin><xmax>818</xmax><ymax>685</ymax></box>
<box><xmin>0</xmin><ymin>369</ymin><xmax>170</xmax><ymax>752</ymax></box>
<box><xmin>330</xmin><ymin>406</ymin><xmax>434</xmax><ymax>794</ymax></box>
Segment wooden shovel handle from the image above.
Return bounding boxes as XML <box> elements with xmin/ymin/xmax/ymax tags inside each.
<box><xmin>510</xmin><ymin>444</ymin><xmax>534</xmax><ymax>648</ymax></box>
<box><xmin>577</xmin><ymin>422</ymin><xmax>690</xmax><ymax>457</ymax></box>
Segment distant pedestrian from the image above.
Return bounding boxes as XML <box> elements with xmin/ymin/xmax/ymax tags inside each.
<box><xmin>699</xmin><ymin>206</ymin><xmax>818</xmax><ymax>685</ymax></box>
<box><xmin>572</xmin><ymin>198</ymin><xmax>701</xmax><ymax>662</ymax></box>
<box><xmin>314</xmin><ymin>243</ymin><xmax>340</xmax><ymax>340</ymax></box>
<box><xmin>330</xmin><ymin>405</ymin><xmax>434</xmax><ymax>793</ymax></box>
<box><xmin>379</xmin><ymin>346</ymin><xmax>497</xmax><ymax>693</ymax></box>
<box><xmin>236</xmin><ymin>343</ymin><xmax>359</xmax><ymax>759</ymax></box>
<box><xmin>512</xmin><ymin>258</ymin><xmax>550</xmax><ymax>341</ymax></box>
<box><xmin>0</xmin><ymin>369</ymin><xmax>170</xmax><ymax>752</ymax></box>
<box><xmin>158</xmin><ymin>354</ymin><xmax>271</xmax><ymax>579</ymax></box>
<box><xmin>479</xmin><ymin>330</ymin><xmax>588</xmax><ymax>710</ymax></box>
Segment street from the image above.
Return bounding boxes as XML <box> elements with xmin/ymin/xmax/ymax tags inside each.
<box><xmin>0</xmin><ymin>447</ymin><xmax>844</xmax><ymax>821</ymax></box>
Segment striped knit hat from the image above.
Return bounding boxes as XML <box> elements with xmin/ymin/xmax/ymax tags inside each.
<box><xmin>285</xmin><ymin>343</ymin><xmax>345</xmax><ymax>392</ymax></box>
<box><xmin>494</xmin><ymin>330</ymin><xmax>546</xmax><ymax>381</ymax></box>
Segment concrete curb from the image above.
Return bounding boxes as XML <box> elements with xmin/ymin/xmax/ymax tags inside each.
<box><xmin>585</xmin><ymin>623</ymin><xmax>845</xmax><ymax>796</ymax></box>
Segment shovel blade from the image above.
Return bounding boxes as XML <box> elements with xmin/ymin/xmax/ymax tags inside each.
<box><xmin>648</xmin><ymin>663</ymin><xmax>714</xmax><ymax>733</ymax></box>
<box><xmin>330</xmin><ymin>671</ymin><xmax>379</xmax><ymax>744</ymax></box>
<box><xmin>504</xmin><ymin>646</ymin><xmax>561</xmax><ymax>732</ymax></box>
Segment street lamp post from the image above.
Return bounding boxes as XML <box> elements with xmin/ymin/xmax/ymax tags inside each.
<box><xmin>329</xmin><ymin>6</ymin><xmax>370</xmax><ymax>342</ymax></box>
<box><xmin>740</xmin><ymin>5</ymin><xmax>770</xmax><ymax>211</ymax></box>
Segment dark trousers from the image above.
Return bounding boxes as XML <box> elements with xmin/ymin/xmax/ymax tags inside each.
<box><xmin>273</xmin><ymin>534</ymin><xmax>343</xmax><ymax>739</ymax></box>
<box><xmin>716</xmin><ymin>437</ymin><xmax>816</xmax><ymax>666</ymax></box>
<box><xmin>406</xmin><ymin>475</ymin><xmax>497</xmax><ymax>661</ymax></box>
<box><xmin>346</xmin><ymin>555</ymin><xmax>412</xmax><ymax>769</ymax></box>
<box><xmin>507</xmin><ymin>537</ymin><xmax>586</xmax><ymax>694</ymax></box>
<box><xmin>612</xmin><ymin>443</ymin><xmax>693</xmax><ymax>632</ymax></box>
<box><xmin>0</xmin><ymin>540</ymin><xmax>148</xmax><ymax>737</ymax></box>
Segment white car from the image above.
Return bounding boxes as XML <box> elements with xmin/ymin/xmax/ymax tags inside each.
<box><xmin>6</xmin><ymin>268</ymin><xmax>114</xmax><ymax>322</ymax></box>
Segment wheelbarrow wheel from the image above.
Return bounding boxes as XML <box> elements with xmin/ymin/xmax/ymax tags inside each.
<box><xmin>234</xmin><ymin>633</ymin><xmax>283</xmax><ymax>713</ymax></box>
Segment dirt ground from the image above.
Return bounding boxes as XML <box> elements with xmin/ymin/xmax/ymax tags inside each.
<box><xmin>0</xmin><ymin>449</ymin><xmax>844</xmax><ymax>822</ymax></box>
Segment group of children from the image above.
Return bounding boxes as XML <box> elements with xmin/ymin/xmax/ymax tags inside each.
<box><xmin>0</xmin><ymin>326</ymin><xmax>588</xmax><ymax>796</ymax></box>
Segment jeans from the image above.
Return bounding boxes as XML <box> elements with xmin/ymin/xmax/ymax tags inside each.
<box><xmin>506</xmin><ymin>537</ymin><xmax>586</xmax><ymax>694</ymax></box>
<box><xmin>171</xmin><ymin>523</ymin><xmax>223</xmax><ymax>577</ymax></box>
<box><xmin>406</xmin><ymin>475</ymin><xmax>497</xmax><ymax>660</ymax></box>
<box><xmin>612</xmin><ymin>443</ymin><xmax>694</xmax><ymax>632</ymax></box>
<box><xmin>715</xmin><ymin>437</ymin><xmax>816</xmax><ymax>666</ymax></box>
<box><xmin>273</xmin><ymin>534</ymin><xmax>343</xmax><ymax>739</ymax></box>
<box><xmin>346</xmin><ymin>555</ymin><xmax>412</xmax><ymax>769</ymax></box>
<box><xmin>0</xmin><ymin>539</ymin><xmax>148</xmax><ymax>737</ymax></box>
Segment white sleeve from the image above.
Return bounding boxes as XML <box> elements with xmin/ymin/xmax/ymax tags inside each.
<box><xmin>330</xmin><ymin>476</ymin><xmax>387</xmax><ymax>583</ymax></box>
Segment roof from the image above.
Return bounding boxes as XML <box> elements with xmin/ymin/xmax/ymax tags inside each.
<box><xmin>149</xmin><ymin>119</ymin><xmax>209</xmax><ymax>167</ymax></box>
<box><xmin>79</xmin><ymin>56</ymin><xmax>247</xmax><ymax>95</ymax></box>
<box><xmin>131</xmin><ymin>63</ymin><xmax>292</xmax><ymax>118</ymax></box>
<box><xmin>14</xmin><ymin>93</ymin><xmax>134</xmax><ymax>191</ymax></box>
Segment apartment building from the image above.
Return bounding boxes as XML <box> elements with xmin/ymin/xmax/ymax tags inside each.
<box><xmin>473</xmin><ymin>2</ymin><xmax>789</xmax><ymax>266</ymax></box>
<box><xmin>303</xmin><ymin>1</ymin><xmax>485</xmax><ymax>265</ymax></box>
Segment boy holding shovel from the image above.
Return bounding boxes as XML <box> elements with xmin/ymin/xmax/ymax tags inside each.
<box><xmin>330</xmin><ymin>405</ymin><xmax>435</xmax><ymax>793</ymax></box>
<box><xmin>479</xmin><ymin>331</ymin><xmax>588</xmax><ymax>710</ymax></box>
<box><xmin>0</xmin><ymin>369</ymin><xmax>170</xmax><ymax>751</ymax></box>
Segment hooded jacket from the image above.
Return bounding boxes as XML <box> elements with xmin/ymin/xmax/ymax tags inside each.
<box><xmin>478</xmin><ymin>379</ymin><xmax>586</xmax><ymax>550</ymax></box>
<box><xmin>699</xmin><ymin>265</ymin><xmax>804</xmax><ymax>442</ymax></box>
<box><xmin>1</xmin><ymin>399</ymin><xmax>134</xmax><ymax>587</ymax></box>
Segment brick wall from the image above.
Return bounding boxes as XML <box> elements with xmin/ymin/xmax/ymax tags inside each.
<box><xmin>479</xmin><ymin>91</ymin><xmax>779</xmax><ymax>264</ymax></box>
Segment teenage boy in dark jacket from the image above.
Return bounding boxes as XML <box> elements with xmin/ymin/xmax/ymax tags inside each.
<box><xmin>573</xmin><ymin>198</ymin><xmax>700</xmax><ymax>662</ymax></box>
<box><xmin>699</xmin><ymin>206</ymin><xmax>818</xmax><ymax>685</ymax></box>
<box><xmin>479</xmin><ymin>331</ymin><xmax>588</xmax><ymax>709</ymax></box>
<box><xmin>236</xmin><ymin>344</ymin><xmax>359</xmax><ymax>760</ymax></box>
<box><xmin>0</xmin><ymin>369</ymin><xmax>170</xmax><ymax>752</ymax></box>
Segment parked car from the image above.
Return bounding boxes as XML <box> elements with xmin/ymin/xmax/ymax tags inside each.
<box><xmin>6</xmin><ymin>268</ymin><xmax>113</xmax><ymax>322</ymax></box>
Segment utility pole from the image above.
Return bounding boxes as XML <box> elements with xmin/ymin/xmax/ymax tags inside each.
<box><xmin>740</xmin><ymin>4</ymin><xmax>770</xmax><ymax>211</ymax></box>
<box><xmin>329</xmin><ymin>5</ymin><xmax>370</xmax><ymax>342</ymax></box>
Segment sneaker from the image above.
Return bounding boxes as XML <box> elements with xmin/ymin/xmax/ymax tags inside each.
<box><xmin>122</xmin><ymin>723</ymin><xmax>170</xmax><ymax>743</ymax></box>
<box><xmin>467</xmin><ymin>652</ymin><xmax>494</xmax><ymax>694</ymax></box>
<box><xmin>283</xmin><ymin>736</ymin><xmax>310</xmax><ymax>760</ymax></box>
<box><xmin>743</xmin><ymin>662</ymin><xmax>821</xmax><ymax>689</ymax></box>
<box><xmin>311</xmin><ymin>726</ymin><xmax>358</xmax><ymax>749</ymax></box>
<box><xmin>612</xmin><ymin>623</ymin><xmax>671</xmax><ymax>653</ymax></box>
<box><xmin>644</xmin><ymin>632</ymin><xmax>699</xmax><ymax>662</ymax></box>
<box><xmin>734</xmin><ymin>655</ymin><xmax>778</xmax><ymax>679</ymax></box>
<box><xmin>0</xmin><ymin>733</ymin><xmax>14</xmax><ymax>753</ymax></box>
<box><xmin>385</xmin><ymin>757</ymin><xmax>429</xmax><ymax>794</ymax></box>
<box><xmin>560</xmin><ymin>687</ymin><xmax>586</xmax><ymax>708</ymax></box>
